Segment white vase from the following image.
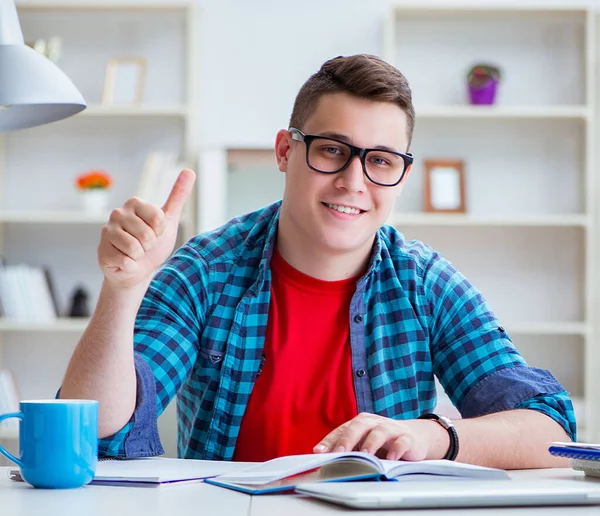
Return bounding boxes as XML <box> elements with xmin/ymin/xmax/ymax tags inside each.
<box><xmin>80</xmin><ymin>189</ymin><xmax>109</xmax><ymax>214</ymax></box>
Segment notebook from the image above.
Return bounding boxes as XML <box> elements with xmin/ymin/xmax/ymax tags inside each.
<box><xmin>295</xmin><ymin>480</ymin><xmax>600</xmax><ymax>509</ymax></box>
<box><xmin>205</xmin><ymin>451</ymin><xmax>509</xmax><ymax>494</ymax></box>
<box><xmin>549</xmin><ymin>442</ymin><xmax>600</xmax><ymax>478</ymax></box>
<box><xmin>9</xmin><ymin>457</ymin><xmax>255</xmax><ymax>487</ymax></box>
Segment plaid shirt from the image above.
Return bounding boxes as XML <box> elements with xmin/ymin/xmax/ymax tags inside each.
<box><xmin>99</xmin><ymin>201</ymin><xmax>576</xmax><ymax>459</ymax></box>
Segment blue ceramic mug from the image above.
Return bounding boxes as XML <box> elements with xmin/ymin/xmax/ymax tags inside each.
<box><xmin>0</xmin><ymin>399</ymin><xmax>98</xmax><ymax>489</ymax></box>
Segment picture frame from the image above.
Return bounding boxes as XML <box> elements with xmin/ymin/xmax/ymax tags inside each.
<box><xmin>423</xmin><ymin>160</ymin><xmax>466</xmax><ymax>213</ymax></box>
<box><xmin>102</xmin><ymin>57</ymin><xmax>147</xmax><ymax>105</ymax></box>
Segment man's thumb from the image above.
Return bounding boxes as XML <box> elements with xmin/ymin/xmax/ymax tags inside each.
<box><xmin>162</xmin><ymin>169</ymin><xmax>196</xmax><ymax>217</ymax></box>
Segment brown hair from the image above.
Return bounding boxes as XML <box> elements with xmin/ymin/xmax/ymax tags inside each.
<box><xmin>289</xmin><ymin>54</ymin><xmax>415</xmax><ymax>148</ymax></box>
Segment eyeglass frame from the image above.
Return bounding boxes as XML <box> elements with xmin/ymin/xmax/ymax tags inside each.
<box><xmin>289</xmin><ymin>127</ymin><xmax>413</xmax><ymax>187</ymax></box>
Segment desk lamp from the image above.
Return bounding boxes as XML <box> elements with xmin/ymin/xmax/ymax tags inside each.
<box><xmin>0</xmin><ymin>0</ymin><xmax>86</xmax><ymax>132</ymax></box>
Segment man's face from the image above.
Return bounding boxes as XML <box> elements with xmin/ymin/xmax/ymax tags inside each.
<box><xmin>277</xmin><ymin>92</ymin><xmax>411</xmax><ymax>258</ymax></box>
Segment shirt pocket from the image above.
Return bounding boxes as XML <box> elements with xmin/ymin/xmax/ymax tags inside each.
<box><xmin>195</xmin><ymin>346</ymin><xmax>225</xmax><ymax>387</ymax></box>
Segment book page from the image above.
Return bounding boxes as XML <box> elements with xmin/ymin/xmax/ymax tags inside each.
<box><xmin>215</xmin><ymin>452</ymin><xmax>381</xmax><ymax>485</ymax></box>
<box><xmin>380</xmin><ymin>459</ymin><xmax>508</xmax><ymax>480</ymax></box>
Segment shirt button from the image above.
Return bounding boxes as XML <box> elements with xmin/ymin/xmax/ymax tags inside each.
<box><xmin>498</xmin><ymin>326</ymin><xmax>505</xmax><ymax>333</ymax></box>
<box><xmin>356</xmin><ymin>369</ymin><xmax>366</xmax><ymax>377</ymax></box>
<box><xmin>354</xmin><ymin>315</ymin><xmax>363</xmax><ymax>323</ymax></box>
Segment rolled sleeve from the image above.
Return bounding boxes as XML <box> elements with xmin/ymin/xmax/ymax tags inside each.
<box><xmin>98</xmin><ymin>353</ymin><xmax>164</xmax><ymax>458</ymax></box>
<box><xmin>516</xmin><ymin>391</ymin><xmax>576</xmax><ymax>442</ymax></box>
<box><xmin>459</xmin><ymin>365</ymin><xmax>576</xmax><ymax>441</ymax></box>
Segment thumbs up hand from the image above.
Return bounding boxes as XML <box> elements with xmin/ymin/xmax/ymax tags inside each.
<box><xmin>98</xmin><ymin>169</ymin><xmax>196</xmax><ymax>289</ymax></box>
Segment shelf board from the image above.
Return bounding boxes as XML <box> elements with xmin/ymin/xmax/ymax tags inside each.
<box><xmin>80</xmin><ymin>105</ymin><xmax>189</xmax><ymax>118</ymax></box>
<box><xmin>392</xmin><ymin>4</ymin><xmax>589</xmax><ymax>15</ymax></box>
<box><xmin>415</xmin><ymin>105</ymin><xmax>591</xmax><ymax>120</ymax></box>
<box><xmin>389</xmin><ymin>214</ymin><xmax>589</xmax><ymax>228</ymax></box>
<box><xmin>0</xmin><ymin>318</ymin><xmax>90</xmax><ymax>332</ymax></box>
<box><xmin>16</xmin><ymin>1</ymin><xmax>192</xmax><ymax>11</ymax></box>
<box><xmin>416</xmin><ymin>105</ymin><xmax>590</xmax><ymax>120</ymax></box>
<box><xmin>505</xmin><ymin>322</ymin><xmax>589</xmax><ymax>336</ymax></box>
<box><xmin>0</xmin><ymin>211</ymin><xmax>109</xmax><ymax>224</ymax></box>
<box><xmin>0</xmin><ymin>211</ymin><xmax>195</xmax><ymax>231</ymax></box>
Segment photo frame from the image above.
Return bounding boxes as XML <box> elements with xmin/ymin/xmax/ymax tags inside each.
<box><xmin>102</xmin><ymin>57</ymin><xmax>147</xmax><ymax>106</ymax></box>
<box><xmin>423</xmin><ymin>160</ymin><xmax>466</xmax><ymax>213</ymax></box>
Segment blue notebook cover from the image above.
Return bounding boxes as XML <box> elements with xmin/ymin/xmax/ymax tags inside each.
<box><xmin>549</xmin><ymin>445</ymin><xmax>600</xmax><ymax>461</ymax></box>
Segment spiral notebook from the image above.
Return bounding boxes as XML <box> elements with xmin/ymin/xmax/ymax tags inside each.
<box><xmin>549</xmin><ymin>442</ymin><xmax>600</xmax><ymax>478</ymax></box>
<box><xmin>9</xmin><ymin>457</ymin><xmax>255</xmax><ymax>487</ymax></box>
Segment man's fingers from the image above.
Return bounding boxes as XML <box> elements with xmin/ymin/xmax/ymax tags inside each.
<box><xmin>360</xmin><ymin>425</ymin><xmax>393</xmax><ymax>456</ymax></box>
<box><xmin>387</xmin><ymin>434</ymin><xmax>413</xmax><ymax>461</ymax></box>
<box><xmin>106</xmin><ymin>228</ymin><xmax>145</xmax><ymax>261</ymax></box>
<box><xmin>104</xmin><ymin>247</ymin><xmax>138</xmax><ymax>275</ymax></box>
<box><xmin>120</xmin><ymin>213</ymin><xmax>160</xmax><ymax>252</ymax></box>
<box><xmin>133</xmin><ymin>201</ymin><xmax>166</xmax><ymax>238</ymax></box>
<box><xmin>332</xmin><ymin>418</ymin><xmax>375</xmax><ymax>452</ymax></box>
<box><xmin>314</xmin><ymin>425</ymin><xmax>346</xmax><ymax>453</ymax></box>
<box><xmin>162</xmin><ymin>168</ymin><xmax>196</xmax><ymax>218</ymax></box>
<box><xmin>315</xmin><ymin>417</ymin><xmax>376</xmax><ymax>453</ymax></box>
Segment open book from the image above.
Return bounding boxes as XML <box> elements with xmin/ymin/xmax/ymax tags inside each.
<box><xmin>205</xmin><ymin>452</ymin><xmax>509</xmax><ymax>494</ymax></box>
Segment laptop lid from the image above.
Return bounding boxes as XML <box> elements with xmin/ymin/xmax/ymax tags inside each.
<box><xmin>295</xmin><ymin>480</ymin><xmax>600</xmax><ymax>509</ymax></box>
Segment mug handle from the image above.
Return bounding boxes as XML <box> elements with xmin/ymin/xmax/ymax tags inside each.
<box><xmin>0</xmin><ymin>412</ymin><xmax>23</xmax><ymax>468</ymax></box>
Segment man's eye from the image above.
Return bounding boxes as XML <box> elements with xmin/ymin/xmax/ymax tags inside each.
<box><xmin>371</xmin><ymin>156</ymin><xmax>390</xmax><ymax>166</ymax></box>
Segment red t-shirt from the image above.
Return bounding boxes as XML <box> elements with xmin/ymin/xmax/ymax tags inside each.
<box><xmin>232</xmin><ymin>248</ymin><xmax>359</xmax><ymax>462</ymax></box>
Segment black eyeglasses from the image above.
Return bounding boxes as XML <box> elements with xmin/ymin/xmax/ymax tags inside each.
<box><xmin>289</xmin><ymin>127</ymin><xmax>413</xmax><ymax>187</ymax></box>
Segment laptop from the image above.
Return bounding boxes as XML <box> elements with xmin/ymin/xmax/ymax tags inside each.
<box><xmin>295</xmin><ymin>480</ymin><xmax>600</xmax><ymax>509</ymax></box>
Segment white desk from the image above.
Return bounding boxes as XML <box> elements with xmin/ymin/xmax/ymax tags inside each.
<box><xmin>2</xmin><ymin>467</ymin><xmax>600</xmax><ymax>515</ymax></box>
<box><xmin>0</xmin><ymin>467</ymin><xmax>250</xmax><ymax>516</ymax></box>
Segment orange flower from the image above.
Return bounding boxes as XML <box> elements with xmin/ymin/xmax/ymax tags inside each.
<box><xmin>76</xmin><ymin>170</ymin><xmax>112</xmax><ymax>190</ymax></box>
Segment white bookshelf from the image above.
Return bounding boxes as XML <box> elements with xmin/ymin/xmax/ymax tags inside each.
<box><xmin>384</xmin><ymin>3</ymin><xmax>596</xmax><ymax>441</ymax></box>
<box><xmin>0</xmin><ymin>0</ymin><xmax>200</xmax><ymax>462</ymax></box>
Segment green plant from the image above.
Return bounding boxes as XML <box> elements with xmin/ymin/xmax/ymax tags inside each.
<box><xmin>467</xmin><ymin>63</ymin><xmax>501</xmax><ymax>88</ymax></box>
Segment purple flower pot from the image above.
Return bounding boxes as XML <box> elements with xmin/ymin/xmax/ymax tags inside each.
<box><xmin>468</xmin><ymin>78</ymin><xmax>498</xmax><ymax>105</ymax></box>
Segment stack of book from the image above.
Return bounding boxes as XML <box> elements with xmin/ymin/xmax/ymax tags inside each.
<box><xmin>0</xmin><ymin>264</ymin><xmax>58</xmax><ymax>322</ymax></box>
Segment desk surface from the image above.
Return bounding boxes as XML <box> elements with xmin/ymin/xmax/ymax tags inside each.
<box><xmin>2</xmin><ymin>467</ymin><xmax>600</xmax><ymax>515</ymax></box>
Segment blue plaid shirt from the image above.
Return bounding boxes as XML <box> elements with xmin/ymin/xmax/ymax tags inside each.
<box><xmin>98</xmin><ymin>201</ymin><xmax>576</xmax><ymax>459</ymax></box>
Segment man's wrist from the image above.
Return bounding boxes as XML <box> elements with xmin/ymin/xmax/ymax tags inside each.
<box><xmin>418</xmin><ymin>413</ymin><xmax>460</xmax><ymax>461</ymax></box>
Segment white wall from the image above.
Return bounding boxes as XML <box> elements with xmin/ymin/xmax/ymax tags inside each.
<box><xmin>196</xmin><ymin>0</ymin><xmax>388</xmax><ymax>147</ymax></box>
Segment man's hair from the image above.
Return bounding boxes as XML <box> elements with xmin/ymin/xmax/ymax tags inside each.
<box><xmin>289</xmin><ymin>54</ymin><xmax>415</xmax><ymax>148</ymax></box>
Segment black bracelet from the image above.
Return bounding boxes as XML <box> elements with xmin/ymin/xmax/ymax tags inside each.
<box><xmin>418</xmin><ymin>412</ymin><xmax>459</xmax><ymax>461</ymax></box>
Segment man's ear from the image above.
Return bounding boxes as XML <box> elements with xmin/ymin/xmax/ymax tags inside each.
<box><xmin>275</xmin><ymin>129</ymin><xmax>292</xmax><ymax>172</ymax></box>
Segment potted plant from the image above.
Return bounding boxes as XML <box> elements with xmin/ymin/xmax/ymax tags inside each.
<box><xmin>467</xmin><ymin>63</ymin><xmax>502</xmax><ymax>105</ymax></box>
<box><xmin>75</xmin><ymin>169</ymin><xmax>113</xmax><ymax>214</ymax></box>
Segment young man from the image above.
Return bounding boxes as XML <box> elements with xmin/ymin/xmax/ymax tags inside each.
<box><xmin>60</xmin><ymin>54</ymin><xmax>574</xmax><ymax>468</ymax></box>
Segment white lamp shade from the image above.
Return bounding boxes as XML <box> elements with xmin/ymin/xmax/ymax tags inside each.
<box><xmin>0</xmin><ymin>44</ymin><xmax>86</xmax><ymax>132</ymax></box>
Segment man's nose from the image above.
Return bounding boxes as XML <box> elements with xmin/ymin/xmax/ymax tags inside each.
<box><xmin>334</xmin><ymin>154</ymin><xmax>367</xmax><ymax>192</ymax></box>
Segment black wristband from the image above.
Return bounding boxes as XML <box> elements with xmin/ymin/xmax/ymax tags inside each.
<box><xmin>418</xmin><ymin>412</ymin><xmax>459</xmax><ymax>461</ymax></box>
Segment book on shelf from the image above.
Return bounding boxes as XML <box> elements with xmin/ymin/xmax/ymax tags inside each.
<box><xmin>0</xmin><ymin>264</ymin><xmax>59</xmax><ymax>322</ymax></box>
<box><xmin>205</xmin><ymin>452</ymin><xmax>509</xmax><ymax>495</ymax></box>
